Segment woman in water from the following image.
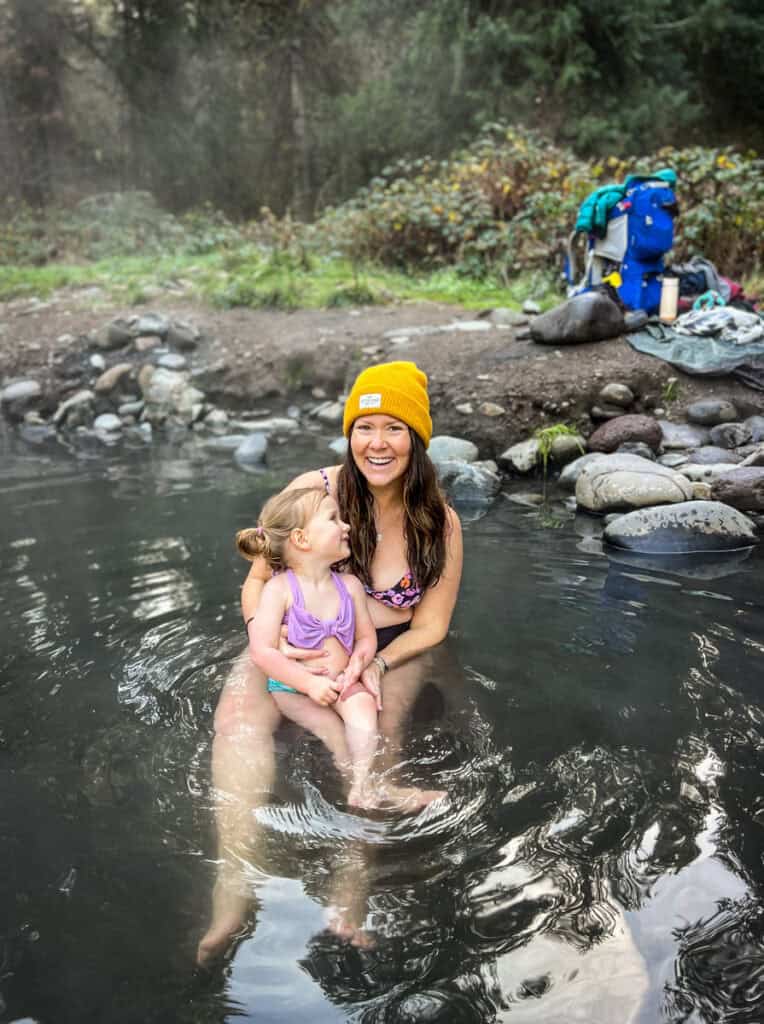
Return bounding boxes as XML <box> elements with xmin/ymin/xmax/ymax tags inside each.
<box><xmin>199</xmin><ymin>360</ymin><xmax>463</xmax><ymax>964</ymax></box>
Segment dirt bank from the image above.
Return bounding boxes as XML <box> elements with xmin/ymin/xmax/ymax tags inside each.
<box><xmin>2</xmin><ymin>292</ymin><xmax>762</xmax><ymax>455</ymax></box>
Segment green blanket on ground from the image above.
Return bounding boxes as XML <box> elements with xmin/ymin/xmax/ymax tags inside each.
<box><xmin>626</xmin><ymin>319</ymin><xmax>764</xmax><ymax>388</ymax></box>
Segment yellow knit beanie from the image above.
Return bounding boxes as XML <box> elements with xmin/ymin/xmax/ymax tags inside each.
<box><xmin>343</xmin><ymin>361</ymin><xmax>432</xmax><ymax>447</ymax></box>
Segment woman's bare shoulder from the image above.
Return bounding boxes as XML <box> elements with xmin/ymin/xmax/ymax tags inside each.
<box><xmin>286</xmin><ymin>465</ymin><xmax>342</xmax><ymax>492</ymax></box>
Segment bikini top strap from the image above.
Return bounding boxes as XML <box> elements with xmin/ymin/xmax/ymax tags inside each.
<box><xmin>285</xmin><ymin>569</ymin><xmax>304</xmax><ymax>608</ymax></box>
<box><xmin>319</xmin><ymin>467</ymin><xmax>331</xmax><ymax>495</ymax></box>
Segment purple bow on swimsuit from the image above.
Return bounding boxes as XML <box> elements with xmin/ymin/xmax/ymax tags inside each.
<box><xmin>284</xmin><ymin>569</ymin><xmax>355</xmax><ymax>654</ymax></box>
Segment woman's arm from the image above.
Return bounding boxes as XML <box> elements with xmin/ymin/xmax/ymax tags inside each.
<box><xmin>249</xmin><ymin>579</ymin><xmax>342</xmax><ymax>706</ymax></box>
<box><xmin>370</xmin><ymin>507</ymin><xmax>463</xmax><ymax>673</ymax></box>
<box><xmin>339</xmin><ymin>575</ymin><xmax>377</xmax><ymax>681</ymax></box>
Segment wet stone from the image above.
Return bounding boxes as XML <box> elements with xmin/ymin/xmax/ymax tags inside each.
<box><xmin>617</xmin><ymin>441</ymin><xmax>656</xmax><ymax>461</ymax></box>
<box><xmin>685</xmin><ymin>446</ymin><xmax>742</xmax><ymax>465</ymax></box>
<box><xmin>709</xmin><ymin>422</ymin><xmax>753</xmax><ymax>449</ymax></box>
<box><xmin>686</xmin><ymin>398</ymin><xmax>738</xmax><ymax>426</ymax></box>
<box><xmin>588</xmin><ymin>415</ymin><xmax>663</xmax><ymax>454</ymax></box>
<box><xmin>745</xmin><ymin>415</ymin><xmax>764</xmax><ymax>443</ymax></box>
<box><xmin>658</xmin><ymin>420</ymin><xmax>711</xmax><ymax>450</ymax></box>
<box><xmin>599</xmin><ymin>383</ymin><xmax>635</xmax><ymax>408</ymax></box>
<box><xmin>604</xmin><ymin>500</ymin><xmax>757</xmax><ymax>554</ymax></box>
<box><xmin>429</xmin><ymin>436</ymin><xmax>479</xmax><ymax>466</ymax></box>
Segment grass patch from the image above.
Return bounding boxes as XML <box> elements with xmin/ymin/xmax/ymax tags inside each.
<box><xmin>0</xmin><ymin>245</ymin><xmax>562</xmax><ymax>313</ymax></box>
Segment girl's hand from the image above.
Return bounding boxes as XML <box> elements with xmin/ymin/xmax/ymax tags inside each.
<box><xmin>307</xmin><ymin>676</ymin><xmax>342</xmax><ymax>707</ymax></box>
<box><xmin>278</xmin><ymin>625</ymin><xmax>329</xmax><ymax>675</ymax></box>
<box><xmin>359</xmin><ymin>663</ymin><xmax>383</xmax><ymax>711</ymax></box>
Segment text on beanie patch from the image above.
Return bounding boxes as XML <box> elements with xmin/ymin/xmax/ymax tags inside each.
<box><xmin>359</xmin><ymin>393</ymin><xmax>382</xmax><ymax>409</ymax></box>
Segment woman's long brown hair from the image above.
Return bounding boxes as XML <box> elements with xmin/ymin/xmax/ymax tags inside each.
<box><xmin>336</xmin><ymin>428</ymin><xmax>448</xmax><ymax>590</ymax></box>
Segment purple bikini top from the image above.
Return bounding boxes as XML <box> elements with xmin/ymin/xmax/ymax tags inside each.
<box><xmin>284</xmin><ymin>569</ymin><xmax>355</xmax><ymax>653</ymax></box>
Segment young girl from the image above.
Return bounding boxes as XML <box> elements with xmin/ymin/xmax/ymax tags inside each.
<box><xmin>237</xmin><ymin>487</ymin><xmax>385</xmax><ymax>809</ymax></box>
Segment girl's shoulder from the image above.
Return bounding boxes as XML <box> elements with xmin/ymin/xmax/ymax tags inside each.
<box><xmin>337</xmin><ymin>571</ymin><xmax>365</xmax><ymax>597</ymax></box>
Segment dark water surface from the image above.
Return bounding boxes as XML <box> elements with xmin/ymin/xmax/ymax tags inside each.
<box><xmin>2</xmin><ymin>427</ymin><xmax>764</xmax><ymax>1024</ymax></box>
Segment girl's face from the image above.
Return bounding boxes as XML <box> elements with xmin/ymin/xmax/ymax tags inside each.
<box><xmin>350</xmin><ymin>415</ymin><xmax>412</xmax><ymax>487</ymax></box>
<box><xmin>305</xmin><ymin>496</ymin><xmax>351</xmax><ymax>561</ymax></box>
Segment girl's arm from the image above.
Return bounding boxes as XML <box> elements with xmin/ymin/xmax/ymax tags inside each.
<box><xmin>362</xmin><ymin>507</ymin><xmax>463</xmax><ymax>682</ymax></box>
<box><xmin>249</xmin><ymin>579</ymin><xmax>342</xmax><ymax>706</ymax></box>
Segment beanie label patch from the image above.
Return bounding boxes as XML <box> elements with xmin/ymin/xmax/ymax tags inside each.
<box><xmin>359</xmin><ymin>393</ymin><xmax>382</xmax><ymax>409</ymax></box>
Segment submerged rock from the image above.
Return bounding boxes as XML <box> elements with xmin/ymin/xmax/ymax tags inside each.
<box><xmin>233</xmin><ymin>433</ymin><xmax>268</xmax><ymax>466</ymax></box>
<box><xmin>576</xmin><ymin>453</ymin><xmax>693</xmax><ymax>513</ymax></box>
<box><xmin>603</xmin><ymin>500</ymin><xmax>757</xmax><ymax>553</ymax></box>
<box><xmin>558</xmin><ymin>452</ymin><xmax>604</xmax><ymax>490</ymax></box>
<box><xmin>438</xmin><ymin>459</ymin><xmax>501</xmax><ymax>504</ymax></box>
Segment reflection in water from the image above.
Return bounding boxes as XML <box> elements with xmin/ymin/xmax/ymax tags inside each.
<box><xmin>3</xmin><ymin>433</ymin><xmax>764</xmax><ymax>1022</ymax></box>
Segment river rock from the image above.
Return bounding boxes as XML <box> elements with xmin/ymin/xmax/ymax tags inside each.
<box><xmin>523</xmin><ymin>299</ymin><xmax>541</xmax><ymax>315</ymax></box>
<box><xmin>550</xmin><ymin>433</ymin><xmax>585</xmax><ymax>464</ymax></box>
<box><xmin>531</xmin><ymin>290</ymin><xmax>624</xmax><ymax>345</ymax></box>
<box><xmin>103</xmin><ymin>319</ymin><xmax>135</xmax><ymax>349</ymax></box>
<box><xmin>328</xmin><ymin>436</ymin><xmax>348</xmax><ymax>457</ymax></box>
<box><xmin>53</xmin><ymin>389</ymin><xmax>95</xmax><ymax>427</ymax></box>
<box><xmin>686</xmin><ymin>398</ymin><xmax>738</xmax><ymax>426</ymax></box>
<box><xmin>19</xmin><ymin>423</ymin><xmax>56</xmax><ymax>444</ymax></box>
<box><xmin>658</xmin><ymin>452</ymin><xmax>689</xmax><ymax>468</ymax></box>
<box><xmin>233</xmin><ymin>433</ymin><xmax>268</xmax><ymax>466</ymax></box>
<box><xmin>489</xmin><ymin>308</ymin><xmax>529</xmax><ymax>327</ymax></box>
<box><xmin>229</xmin><ymin>416</ymin><xmax>299</xmax><ymax>435</ymax></box>
<box><xmin>157</xmin><ymin>353</ymin><xmax>187</xmax><ymax>371</ymax></box>
<box><xmin>617</xmin><ymin>442</ymin><xmax>656</xmax><ymax>461</ymax></box>
<box><xmin>94</xmin><ymin>362</ymin><xmax>133</xmax><ymax>394</ymax></box>
<box><xmin>203</xmin><ymin>433</ymin><xmax>251</xmax><ymax>451</ymax></box>
<box><xmin>94</xmin><ymin>413</ymin><xmax>123</xmax><ymax>433</ymax></box>
<box><xmin>0</xmin><ymin>380</ymin><xmax>42</xmax><ymax>419</ymax></box>
<box><xmin>741</xmin><ymin>445</ymin><xmax>764</xmax><ymax>467</ymax></box>
<box><xmin>479</xmin><ymin>401</ymin><xmax>505</xmax><ymax>417</ymax></box>
<box><xmin>576</xmin><ymin>454</ymin><xmax>694</xmax><ymax>513</ymax></box>
<box><xmin>603</xmin><ymin>501</ymin><xmax>757</xmax><ymax>553</ymax></box>
<box><xmin>599</xmin><ymin>383</ymin><xmax>635</xmax><ymax>408</ymax></box>
<box><xmin>710</xmin><ymin>468</ymin><xmax>764</xmax><ymax>511</ymax></box>
<box><xmin>314</xmin><ymin>401</ymin><xmax>343</xmax><ymax>425</ymax></box>
<box><xmin>499</xmin><ymin>438</ymin><xmax>539</xmax><ymax>473</ymax></box>
<box><xmin>745</xmin><ymin>416</ymin><xmax>764</xmax><ymax>443</ymax></box>
<box><xmin>141</xmin><ymin>367</ymin><xmax>204</xmax><ymax>425</ymax></box>
<box><xmin>203</xmin><ymin>409</ymin><xmax>229</xmax><ymax>431</ymax></box>
<box><xmin>132</xmin><ymin>313</ymin><xmax>169</xmax><ymax>338</ymax></box>
<box><xmin>558</xmin><ymin>453</ymin><xmax>604</xmax><ymax>490</ymax></box>
<box><xmin>438</xmin><ymin>459</ymin><xmax>501</xmax><ymax>504</ymax></box>
<box><xmin>429</xmin><ymin>436</ymin><xmax>479</xmax><ymax>466</ymax></box>
<box><xmin>685</xmin><ymin>445</ymin><xmax>742</xmax><ymax>465</ymax></box>
<box><xmin>166</xmin><ymin>320</ymin><xmax>199</xmax><ymax>351</ymax></box>
<box><xmin>588</xmin><ymin>415</ymin><xmax>662</xmax><ymax>454</ymax></box>
<box><xmin>590</xmin><ymin>404</ymin><xmax>627</xmax><ymax>421</ymax></box>
<box><xmin>89</xmin><ymin>353</ymin><xmax>106</xmax><ymax>372</ymax></box>
<box><xmin>658</xmin><ymin>420</ymin><xmax>711</xmax><ymax>450</ymax></box>
<box><xmin>709</xmin><ymin>421</ymin><xmax>753</xmax><ymax>449</ymax></box>
<box><xmin>678</xmin><ymin>463</ymin><xmax>742</xmax><ymax>482</ymax></box>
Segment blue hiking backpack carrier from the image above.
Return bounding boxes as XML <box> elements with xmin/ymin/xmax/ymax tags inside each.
<box><xmin>564</xmin><ymin>171</ymin><xmax>678</xmax><ymax>314</ymax></box>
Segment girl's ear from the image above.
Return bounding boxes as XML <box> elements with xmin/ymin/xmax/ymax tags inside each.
<box><xmin>290</xmin><ymin>527</ymin><xmax>309</xmax><ymax>551</ymax></box>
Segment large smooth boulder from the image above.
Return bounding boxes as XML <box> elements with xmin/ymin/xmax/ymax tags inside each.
<box><xmin>746</xmin><ymin>415</ymin><xmax>764</xmax><ymax>443</ymax></box>
<box><xmin>531</xmin><ymin>290</ymin><xmax>624</xmax><ymax>345</ymax></box>
<box><xmin>0</xmin><ymin>379</ymin><xmax>42</xmax><ymax>420</ymax></box>
<box><xmin>603</xmin><ymin>500</ymin><xmax>757</xmax><ymax>553</ymax></box>
<box><xmin>588</xmin><ymin>415</ymin><xmax>663</xmax><ymax>454</ymax></box>
<box><xmin>576</xmin><ymin>453</ymin><xmax>693</xmax><ymax>513</ymax></box>
<box><xmin>710</xmin><ymin>468</ymin><xmax>764</xmax><ymax>511</ymax></box>
<box><xmin>558</xmin><ymin>453</ymin><xmax>603</xmax><ymax>491</ymax></box>
<box><xmin>678</xmin><ymin>463</ymin><xmax>742</xmax><ymax>482</ymax></box>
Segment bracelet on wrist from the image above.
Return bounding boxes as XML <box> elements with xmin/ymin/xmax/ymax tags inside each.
<box><xmin>372</xmin><ymin>654</ymin><xmax>388</xmax><ymax>675</ymax></box>
<box><xmin>244</xmin><ymin>615</ymin><xmax>256</xmax><ymax>633</ymax></box>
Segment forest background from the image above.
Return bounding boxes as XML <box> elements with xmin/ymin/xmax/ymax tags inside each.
<box><xmin>1</xmin><ymin>0</ymin><xmax>763</xmax><ymax>305</ymax></box>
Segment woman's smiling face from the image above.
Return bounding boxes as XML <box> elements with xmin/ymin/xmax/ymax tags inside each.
<box><xmin>350</xmin><ymin>414</ymin><xmax>412</xmax><ymax>486</ymax></box>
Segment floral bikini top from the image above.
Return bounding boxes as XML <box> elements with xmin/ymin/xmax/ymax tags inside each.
<box><xmin>320</xmin><ymin>467</ymin><xmax>424</xmax><ymax>610</ymax></box>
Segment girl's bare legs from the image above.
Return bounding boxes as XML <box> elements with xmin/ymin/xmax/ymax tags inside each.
<box><xmin>335</xmin><ymin>691</ymin><xmax>380</xmax><ymax>808</ymax></box>
<box><xmin>197</xmin><ymin>649</ymin><xmax>281</xmax><ymax>967</ymax></box>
